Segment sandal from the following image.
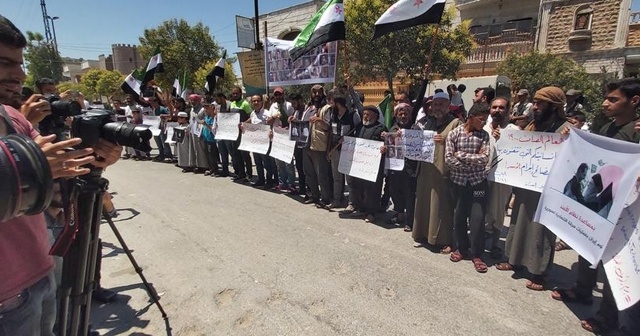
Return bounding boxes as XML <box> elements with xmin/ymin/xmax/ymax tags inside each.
<box><xmin>551</xmin><ymin>288</ymin><xmax>593</xmax><ymax>305</ymax></box>
<box><xmin>450</xmin><ymin>250</ymin><xmax>465</xmax><ymax>262</ymax></box>
<box><xmin>526</xmin><ymin>280</ymin><xmax>545</xmax><ymax>291</ymax></box>
<box><xmin>440</xmin><ymin>245</ymin><xmax>453</xmax><ymax>254</ymax></box>
<box><xmin>472</xmin><ymin>258</ymin><xmax>488</xmax><ymax>273</ymax></box>
<box><xmin>580</xmin><ymin>317</ymin><xmax>610</xmax><ymax>334</ymax></box>
<box><xmin>495</xmin><ymin>262</ymin><xmax>514</xmax><ymax>271</ymax></box>
<box><xmin>555</xmin><ymin>240</ymin><xmax>571</xmax><ymax>252</ymax></box>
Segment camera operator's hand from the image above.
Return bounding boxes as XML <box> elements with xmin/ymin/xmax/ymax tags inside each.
<box><xmin>36</xmin><ymin>135</ymin><xmax>95</xmax><ymax>179</ymax></box>
<box><xmin>21</xmin><ymin>94</ymin><xmax>51</xmax><ymax>125</ymax></box>
<box><xmin>90</xmin><ymin>139</ymin><xmax>122</xmax><ymax>169</ymax></box>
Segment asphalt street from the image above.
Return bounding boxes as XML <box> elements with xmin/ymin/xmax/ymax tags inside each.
<box><xmin>90</xmin><ymin>158</ymin><xmax>598</xmax><ymax>336</ymax></box>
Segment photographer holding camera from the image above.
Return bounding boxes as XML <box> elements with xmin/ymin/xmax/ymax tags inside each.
<box><xmin>0</xmin><ymin>15</ymin><xmax>122</xmax><ymax>336</ymax></box>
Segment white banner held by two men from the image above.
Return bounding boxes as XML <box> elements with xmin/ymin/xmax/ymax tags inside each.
<box><xmin>402</xmin><ymin>129</ymin><xmax>436</xmax><ymax>163</ymax></box>
<box><xmin>338</xmin><ymin>136</ymin><xmax>383</xmax><ymax>182</ymax></box>
<box><xmin>489</xmin><ymin>129</ymin><xmax>566</xmax><ymax>192</ymax></box>
<box><xmin>269</xmin><ymin>127</ymin><xmax>296</xmax><ymax>163</ymax></box>
<box><xmin>534</xmin><ymin>128</ymin><xmax>640</xmax><ymax>266</ymax></box>
<box><xmin>215</xmin><ymin>113</ymin><xmax>240</xmax><ymax>141</ymax></box>
<box><xmin>238</xmin><ymin>123</ymin><xmax>271</xmax><ymax>155</ymax></box>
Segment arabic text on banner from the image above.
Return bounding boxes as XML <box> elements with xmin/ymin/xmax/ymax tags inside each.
<box><xmin>384</xmin><ymin>132</ymin><xmax>404</xmax><ymax>171</ymax></box>
<box><xmin>238</xmin><ymin>123</ymin><xmax>271</xmax><ymax>155</ymax></box>
<box><xmin>265</xmin><ymin>37</ymin><xmax>337</xmax><ymax>87</ymax></box>
<box><xmin>601</xmin><ymin>185</ymin><xmax>640</xmax><ymax>311</ymax></box>
<box><xmin>237</xmin><ymin>50</ymin><xmax>266</xmax><ymax>95</ymax></box>
<box><xmin>488</xmin><ymin>129</ymin><xmax>566</xmax><ymax>192</ymax></box>
<box><xmin>534</xmin><ymin>128</ymin><xmax>640</xmax><ymax>265</ymax></box>
<box><xmin>269</xmin><ymin>127</ymin><xmax>296</xmax><ymax>163</ymax></box>
<box><xmin>215</xmin><ymin>113</ymin><xmax>240</xmax><ymax>141</ymax></box>
<box><xmin>402</xmin><ymin>130</ymin><xmax>435</xmax><ymax>163</ymax></box>
<box><xmin>338</xmin><ymin>136</ymin><xmax>383</xmax><ymax>182</ymax></box>
<box><xmin>143</xmin><ymin>115</ymin><xmax>161</xmax><ymax>136</ymax></box>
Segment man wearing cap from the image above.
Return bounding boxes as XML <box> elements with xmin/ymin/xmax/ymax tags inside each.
<box><xmin>412</xmin><ymin>92</ymin><xmax>463</xmax><ymax>253</ymax></box>
<box><xmin>510</xmin><ymin>89</ymin><xmax>533</xmax><ymax>129</ymax></box>
<box><xmin>497</xmin><ymin>86</ymin><xmax>571</xmax><ymax>291</ymax></box>
<box><xmin>565</xmin><ymin>88</ymin><xmax>584</xmax><ymax>117</ymax></box>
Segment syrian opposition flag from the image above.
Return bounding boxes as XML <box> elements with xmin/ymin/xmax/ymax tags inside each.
<box><xmin>289</xmin><ymin>0</ymin><xmax>345</xmax><ymax>61</ymax></box>
<box><xmin>373</xmin><ymin>0</ymin><xmax>446</xmax><ymax>40</ymax></box>
<box><xmin>172</xmin><ymin>78</ymin><xmax>182</xmax><ymax>97</ymax></box>
<box><xmin>142</xmin><ymin>47</ymin><xmax>164</xmax><ymax>85</ymax></box>
<box><xmin>205</xmin><ymin>51</ymin><xmax>226</xmax><ymax>94</ymax></box>
<box><xmin>121</xmin><ymin>71</ymin><xmax>142</xmax><ymax>99</ymax></box>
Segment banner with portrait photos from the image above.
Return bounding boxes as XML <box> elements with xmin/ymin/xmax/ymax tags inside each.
<box><xmin>265</xmin><ymin>37</ymin><xmax>337</xmax><ymax>87</ymax></box>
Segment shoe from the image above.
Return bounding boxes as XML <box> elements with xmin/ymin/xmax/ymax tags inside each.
<box><xmin>204</xmin><ymin>170</ymin><xmax>212</xmax><ymax>176</ymax></box>
<box><xmin>217</xmin><ymin>172</ymin><xmax>229</xmax><ymax>177</ymax></box>
<box><xmin>93</xmin><ymin>287</ymin><xmax>117</xmax><ymax>303</ymax></box>
<box><xmin>181</xmin><ymin>168</ymin><xmax>193</xmax><ymax>173</ymax></box>
<box><xmin>365</xmin><ymin>214</ymin><xmax>375</xmax><ymax>223</ymax></box>
<box><xmin>304</xmin><ymin>197</ymin><xmax>318</xmax><ymax>205</ymax></box>
<box><xmin>164</xmin><ymin>158</ymin><xmax>173</xmax><ymax>163</ymax></box>
<box><xmin>342</xmin><ymin>204</ymin><xmax>355</xmax><ymax>214</ymax></box>
<box><xmin>326</xmin><ymin>201</ymin><xmax>341</xmax><ymax>210</ymax></box>
<box><xmin>315</xmin><ymin>201</ymin><xmax>327</xmax><ymax>209</ymax></box>
<box><xmin>107</xmin><ymin>209</ymin><xmax>119</xmax><ymax>218</ymax></box>
<box><xmin>122</xmin><ymin>154</ymin><xmax>131</xmax><ymax>159</ymax></box>
<box><xmin>252</xmin><ymin>180</ymin><xmax>266</xmax><ymax>187</ymax></box>
<box><xmin>152</xmin><ymin>156</ymin><xmax>164</xmax><ymax>162</ymax></box>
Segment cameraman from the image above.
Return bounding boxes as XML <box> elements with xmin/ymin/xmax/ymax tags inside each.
<box><xmin>0</xmin><ymin>15</ymin><xmax>122</xmax><ymax>336</ymax></box>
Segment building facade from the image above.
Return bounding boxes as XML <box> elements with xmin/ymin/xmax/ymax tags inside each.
<box><xmin>257</xmin><ymin>0</ymin><xmax>325</xmax><ymax>42</ymax></box>
<box><xmin>111</xmin><ymin>44</ymin><xmax>144</xmax><ymax>75</ymax></box>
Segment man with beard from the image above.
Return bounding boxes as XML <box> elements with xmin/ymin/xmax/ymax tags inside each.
<box><xmin>483</xmin><ymin>97</ymin><xmax>518</xmax><ymax>259</ymax></box>
<box><xmin>496</xmin><ymin>86</ymin><xmax>571</xmax><ymax>291</ymax></box>
<box><xmin>384</xmin><ymin>103</ymin><xmax>415</xmax><ymax>231</ymax></box>
<box><xmin>287</xmin><ymin>93</ymin><xmax>307</xmax><ymax>196</ymax></box>
<box><xmin>412</xmin><ymin>92</ymin><xmax>463</xmax><ymax>253</ymax></box>
<box><xmin>552</xmin><ymin>78</ymin><xmax>640</xmax><ymax>336</ymax></box>
<box><xmin>214</xmin><ymin>92</ymin><xmax>234</xmax><ymax>177</ymax></box>
<box><xmin>303</xmin><ymin>85</ymin><xmax>333</xmax><ymax>207</ymax></box>
<box><xmin>229</xmin><ymin>86</ymin><xmax>253</xmax><ymax>182</ymax></box>
<box><xmin>268</xmin><ymin>87</ymin><xmax>296</xmax><ymax>191</ymax></box>
<box><xmin>346</xmin><ymin>106</ymin><xmax>386</xmax><ymax>222</ymax></box>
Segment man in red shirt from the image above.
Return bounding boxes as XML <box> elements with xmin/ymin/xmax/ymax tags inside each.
<box><xmin>0</xmin><ymin>15</ymin><xmax>121</xmax><ymax>335</ymax></box>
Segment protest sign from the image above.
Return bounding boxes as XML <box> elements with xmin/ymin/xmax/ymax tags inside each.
<box><xmin>269</xmin><ymin>127</ymin><xmax>296</xmax><ymax>163</ymax></box>
<box><xmin>403</xmin><ymin>130</ymin><xmax>435</xmax><ymax>163</ymax></box>
<box><xmin>338</xmin><ymin>136</ymin><xmax>383</xmax><ymax>182</ymax></box>
<box><xmin>143</xmin><ymin>115</ymin><xmax>161</xmax><ymax>136</ymax></box>
<box><xmin>535</xmin><ymin>129</ymin><xmax>640</xmax><ymax>265</ymax></box>
<box><xmin>602</xmin><ymin>188</ymin><xmax>640</xmax><ymax>310</ymax></box>
<box><xmin>384</xmin><ymin>132</ymin><xmax>404</xmax><ymax>171</ymax></box>
<box><xmin>265</xmin><ymin>37</ymin><xmax>337</xmax><ymax>86</ymax></box>
<box><xmin>238</xmin><ymin>123</ymin><xmax>271</xmax><ymax>155</ymax></box>
<box><xmin>215</xmin><ymin>113</ymin><xmax>240</xmax><ymax>141</ymax></box>
<box><xmin>237</xmin><ymin>50</ymin><xmax>266</xmax><ymax>96</ymax></box>
<box><xmin>489</xmin><ymin>129</ymin><xmax>566</xmax><ymax>192</ymax></box>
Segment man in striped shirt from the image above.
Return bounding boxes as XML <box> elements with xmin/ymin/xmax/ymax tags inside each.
<box><xmin>445</xmin><ymin>102</ymin><xmax>491</xmax><ymax>273</ymax></box>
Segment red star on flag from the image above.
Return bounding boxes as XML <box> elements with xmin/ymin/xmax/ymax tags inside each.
<box><xmin>414</xmin><ymin>0</ymin><xmax>423</xmax><ymax>7</ymax></box>
<box><xmin>334</xmin><ymin>5</ymin><xmax>342</xmax><ymax>14</ymax></box>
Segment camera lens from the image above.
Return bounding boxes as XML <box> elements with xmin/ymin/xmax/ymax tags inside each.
<box><xmin>101</xmin><ymin>122</ymin><xmax>152</xmax><ymax>153</ymax></box>
<box><xmin>0</xmin><ymin>134</ymin><xmax>53</xmax><ymax>221</ymax></box>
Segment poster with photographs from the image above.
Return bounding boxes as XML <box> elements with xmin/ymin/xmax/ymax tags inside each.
<box><xmin>534</xmin><ymin>128</ymin><xmax>640</xmax><ymax>265</ymax></box>
<box><xmin>290</xmin><ymin>120</ymin><xmax>310</xmax><ymax>147</ymax></box>
<box><xmin>265</xmin><ymin>37</ymin><xmax>337</xmax><ymax>86</ymax></box>
<box><xmin>384</xmin><ymin>132</ymin><xmax>404</xmax><ymax>171</ymax></box>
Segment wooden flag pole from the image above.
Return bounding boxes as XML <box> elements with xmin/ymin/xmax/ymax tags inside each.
<box><xmin>410</xmin><ymin>24</ymin><xmax>440</xmax><ymax>124</ymax></box>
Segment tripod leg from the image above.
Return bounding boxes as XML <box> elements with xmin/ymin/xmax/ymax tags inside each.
<box><xmin>102</xmin><ymin>210</ymin><xmax>169</xmax><ymax>320</ymax></box>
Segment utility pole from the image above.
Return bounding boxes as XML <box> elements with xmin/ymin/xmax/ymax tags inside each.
<box><xmin>254</xmin><ymin>0</ymin><xmax>263</xmax><ymax>50</ymax></box>
<box><xmin>40</xmin><ymin>0</ymin><xmax>53</xmax><ymax>45</ymax></box>
<box><xmin>48</xmin><ymin>16</ymin><xmax>60</xmax><ymax>54</ymax></box>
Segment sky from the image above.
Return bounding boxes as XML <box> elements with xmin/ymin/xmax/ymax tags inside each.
<box><xmin>1</xmin><ymin>0</ymin><xmax>312</xmax><ymax>74</ymax></box>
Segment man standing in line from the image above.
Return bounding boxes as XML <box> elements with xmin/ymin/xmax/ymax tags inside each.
<box><xmin>247</xmin><ymin>95</ymin><xmax>277</xmax><ymax>188</ymax></box>
<box><xmin>445</xmin><ymin>102</ymin><xmax>491</xmax><ymax>273</ymax></box>
<box><xmin>187</xmin><ymin>94</ymin><xmax>209</xmax><ymax>173</ymax></box>
<box><xmin>287</xmin><ymin>93</ymin><xmax>308</xmax><ymax>196</ymax></box>
<box><xmin>303</xmin><ymin>85</ymin><xmax>333</xmax><ymax>208</ymax></box>
<box><xmin>268</xmin><ymin>87</ymin><xmax>296</xmax><ymax>191</ymax></box>
<box><xmin>229</xmin><ymin>86</ymin><xmax>253</xmax><ymax>183</ymax></box>
<box><xmin>147</xmin><ymin>96</ymin><xmax>173</xmax><ymax>162</ymax></box>
<box><xmin>510</xmin><ymin>89</ymin><xmax>533</xmax><ymax>129</ymax></box>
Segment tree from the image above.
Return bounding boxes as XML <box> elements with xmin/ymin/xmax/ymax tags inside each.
<box><xmin>344</xmin><ymin>1</ymin><xmax>474</xmax><ymax>96</ymax></box>
<box><xmin>138</xmin><ymin>19</ymin><xmax>223</xmax><ymax>91</ymax></box>
<box><xmin>193</xmin><ymin>58</ymin><xmax>238</xmax><ymax>95</ymax></box>
<box><xmin>78</xmin><ymin>69</ymin><xmax>124</xmax><ymax>101</ymax></box>
<box><xmin>497</xmin><ymin>51</ymin><xmax>610</xmax><ymax>129</ymax></box>
<box><xmin>23</xmin><ymin>31</ymin><xmax>64</xmax><ymax>83</ymax></box>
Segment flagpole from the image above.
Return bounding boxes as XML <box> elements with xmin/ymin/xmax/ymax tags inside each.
<box><xmin>410</xmin><ymin>24</ymin><xmax>439</xmax><ymax>124</ymax></box>
<box><xmin>264</xmin><ymin>21</ymin><xmax>270</xmax><ymax>95</ymax></box>
<box><xmin>333</xmin><ymin>40</ymin><xmax>341</xmax><ymax>89</ymax></box>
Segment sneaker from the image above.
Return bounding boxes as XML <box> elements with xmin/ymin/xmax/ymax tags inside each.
<box><xmin>326</xmin><ymin>201</ymin><xmax>342</xmax><ymax>210</ymax></box>
<box><xmin>342</xmin><ymin>204</ymin><xmax>355</xmax><ymax>214</ymax></box>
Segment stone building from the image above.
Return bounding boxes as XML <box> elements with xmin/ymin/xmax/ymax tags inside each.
<box><xmin>256</xmin><ymin>0</ymin><xmax>325</xmax><ymax>41</ymax></box>
<box><xmin>537</xmin><ymin>0</ymin><xmax>636</xmax><ymax>77</ymax></box>
<box><xmin>111</xmin><ymin>44</ymin><xmax>144</xmax><ymax>75</ymax></box>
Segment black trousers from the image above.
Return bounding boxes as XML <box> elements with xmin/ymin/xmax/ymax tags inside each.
<box><xmin>389</xmin><ymin>170</ymin><xmax>416</xmax><ymax>228</ymax></box>
<box><xmin>294</xmin><ymin>147</ymin><xmax>306</xmax><ymax>194</ymax></box>
<box><xmin>253</xmin><ymin>153</ymin><xmax>277</xmax><ymax>184</ymax></box>
<box><xmin>205</xmin><ymin>141</ymin><xmax>220</xmax><ymax>173</ymax></box>
<box><xmin>450</xmin><ymin>180</ymin><xmax>488</xmax><ymax>258</ymax></box>
<box><xmin>351</xmin><ymin>174</ymin><xmax>384</xmax><ymax>215</ymax></box>
<box><xmin>233</xmin><ymin>139</ymin><xmax>253</xmax><ymax>178</ymax></box>
<box><xmin>575</xmin><ymin>257</ymin><xmax>618</xmax><ymax>327</ymax></box>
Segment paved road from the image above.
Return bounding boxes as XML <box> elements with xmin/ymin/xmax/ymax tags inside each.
<box><xmin>90</xmin><ymin>159</ymin><xmax>597</xmax><ymax>335</ymax></box>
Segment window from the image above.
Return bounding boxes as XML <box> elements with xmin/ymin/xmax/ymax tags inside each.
<box><xmin>574</xmin><ymin>6</ymin><xmax>593</xmax><ymax>31</ymax></box>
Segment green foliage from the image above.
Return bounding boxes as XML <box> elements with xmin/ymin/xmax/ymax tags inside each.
<box><xmin>497</xmin><ymin>51</ymin><xmax>613</xmax><ymax>129</ymax></box>
<box><xmin>79</xmin><ymin>69</ymin><xmax>124</xmax><ymax>101</ymax></box>
<box><xmin>138</xmin><ymin>19</ymin><xmax>222</xmax><ymax>91</ymax></box>
<box><xmin>344</xmin><ymin>1</ymin><xmax>474</xmax><ymax>94</ymax></box>
<box><xmin>193</xmin><ymin>59</ymin><xmax>238</xmax><ymax>95</ymax></box>
<box><xmin>23</xmin><ymin>31</ymin><xmax>63</xmax><ymax>82</ymax></box>
<box><xmin>56</xmin><ymin>82</ymin><xmax>88</xmax><ymax>96</ymax></box>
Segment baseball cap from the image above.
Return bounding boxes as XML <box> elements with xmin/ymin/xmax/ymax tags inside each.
<box><xmin>433</xmin><ymin>92</ymin><xmax>450</xmax><ymax>100</ymax></box>
<box><xmin>274</xmin><ymin>87</ymin><xmax>284</xmax><ymax>95</ymax></box>
<box><xmin>517</xmin><ymin>89</ymin><xmax>529</xmax><ymax>96</ymax></box>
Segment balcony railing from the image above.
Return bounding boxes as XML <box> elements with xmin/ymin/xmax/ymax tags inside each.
<box><xmin>463</xmin><ymin>30</ymin><xmax>536</xmax><ymax>75</ymax></box>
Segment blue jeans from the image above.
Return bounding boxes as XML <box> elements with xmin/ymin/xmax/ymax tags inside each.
<box><xmin>154</xmin><ymin>135</ymin><xmax>172</xmax><ymax>158</ymax></box>
<box><xmin>253</xmin><ymin>153</ymin><xmax>276</xmax><ymax>183</ymax></box>
<box><xmin>218</xmin><ymin>140</ymin><xmax>235</xmax><ymax>174</ymax></box>
<box><xmin>276</xmin><ymin>159</ymin><xmax>295</xmax><ymax>188</ymax></box>
<box><xmin>0</xmin><ymin>272</ymin><xmax>56</xmax><ymax>336</ymax></box>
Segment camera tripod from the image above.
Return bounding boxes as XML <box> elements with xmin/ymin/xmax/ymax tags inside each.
<box><xmin>56</xmin><ymin>169</ymin><xmax>169</xmax><ymax>336</ymax></box>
